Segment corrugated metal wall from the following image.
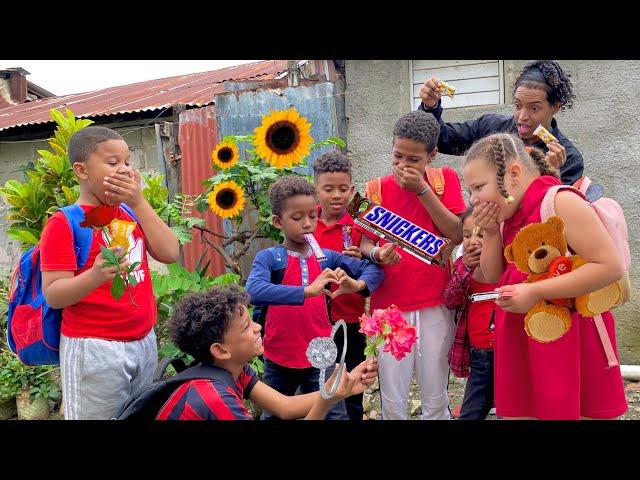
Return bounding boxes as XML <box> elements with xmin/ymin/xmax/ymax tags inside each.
<box><xmin>212</xmin><ymin>80</ymin><xmax>347</xmax><ymax>278</ymax></box>
<box><xmin>175</xmin><ymin>76</ymin><xmax>347</xmax><ymax>280</ymax></box>
<box><xmin>177</xmin><ymin>106</ymin><xmax>226</xmax><ymax>277</ymax></box>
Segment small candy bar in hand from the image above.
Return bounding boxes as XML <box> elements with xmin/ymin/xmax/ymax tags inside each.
<box><xmin>469</xmin><ymin>291</ymin><xmax>516</xmax><ymax>302</ymax></box>
<box><xmin>533</xmin><ymin>124</ymin><xmax>558</xmax><ymax>144</ymax></box>
<box><xmin>304</xmin><ymin>233</ymin><xmax>327</xmax><ymax>262</ymax></box>
<box><xmin>438</xmin><ymin>81</ymin><xmax>456</xmax><ymax>98</ymax></box>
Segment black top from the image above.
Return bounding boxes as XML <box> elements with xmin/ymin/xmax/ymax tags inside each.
<box><xmin>418</xmin><ymin>100</ymin><xmax>584</xmax><ymax>185</ymax></box>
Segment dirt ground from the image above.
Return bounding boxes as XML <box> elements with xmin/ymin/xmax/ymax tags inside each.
<box><xmin>7</xmin><ymin>372</ymin><xmax>637</xmax><ymax>421</ymax></box>
<box><xmin>363</xmin><ymin>373</ymin><xmax>640</xmax><ymax>420</ymax></box>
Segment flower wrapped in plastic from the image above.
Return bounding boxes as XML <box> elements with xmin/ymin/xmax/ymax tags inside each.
<box><xmin>80</xmin><ymin>204</ymin><xmax>140</xmax><ymax>305</ymax></box>
<box><xmin>359</xmin><ymin>304</ymin><xmax>417</xmax><ymax>361</ymax></box>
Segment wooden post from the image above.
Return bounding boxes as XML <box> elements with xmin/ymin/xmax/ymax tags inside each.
<box><xmin>157</xmin><ymin>104</ymin><xmax>187</xmax><ymax>265</ymax></box>
<box><xmin>287</xmin><ymin>60</ymin><xmax>299</xmax><ymax>87</ymax></box>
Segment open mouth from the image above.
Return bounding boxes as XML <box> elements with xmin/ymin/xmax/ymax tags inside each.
<box><xmin>517</xmin><ymin>124</ymin><xmax>532</xmax><ymax>135</ymax></box>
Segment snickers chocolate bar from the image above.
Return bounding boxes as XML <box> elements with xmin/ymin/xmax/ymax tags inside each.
<box><xmin>347</xmin><ymin>192</ymin><xmax>453</xmax><ymax>266</ymax></box>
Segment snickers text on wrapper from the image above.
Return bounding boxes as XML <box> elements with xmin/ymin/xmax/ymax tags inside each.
<box><xmin>347</xmin><ymin>193</ymin><xmax>453</xmax><ymax>266</ymax></box>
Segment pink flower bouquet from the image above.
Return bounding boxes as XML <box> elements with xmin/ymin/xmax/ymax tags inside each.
<box><xmin>359</xmin><ymin>305</ymin><xmax>417</xmax><ymax>361</ymax></box>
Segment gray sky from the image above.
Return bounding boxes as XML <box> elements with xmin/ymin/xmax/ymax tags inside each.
<box><xmin>0</xmin><ymin>60</ymin><xmax>261</xmax><ymax>96</ymax></box>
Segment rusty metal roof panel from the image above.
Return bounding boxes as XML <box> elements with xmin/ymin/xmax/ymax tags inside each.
<box><xmin>177</xmin><ymin>105</ymin><xmax>226</xmax><ymax>277</ymax></box>
<box><xmin>0</xmin><ymin>60</ymin><xmax>288</xmax><ymax>132</ymax></box>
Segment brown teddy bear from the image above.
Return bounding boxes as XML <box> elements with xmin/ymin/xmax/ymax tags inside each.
<box><xmin>504</xmin><ymin>216</ymin><xmax>623</xmax><ymax>343</ymax></box>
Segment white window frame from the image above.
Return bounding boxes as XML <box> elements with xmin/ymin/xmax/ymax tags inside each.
<box><xmin>409</xmin><ymin>60</ymin><xmax>505</xmax><ymax>110</ymax></box>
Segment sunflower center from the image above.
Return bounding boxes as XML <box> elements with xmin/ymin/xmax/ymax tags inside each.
<box><xmin>218</xmin><ymin>147</ymin><xmax>233</xmax><ymax>163</ymax></box>
<box><xmin>266</xmin><ymin>121</ymin><xmax>300</xmax><ymax>154</ymax></box>
<box><xmin>216</xmin><ymin>189</ymin><xmax>238</xmax><ymax>209</ymax></box>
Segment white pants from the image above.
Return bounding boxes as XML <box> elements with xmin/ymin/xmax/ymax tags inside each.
<box><xmin>60</xmin><ymin>329</ymin><xmax>157</xmax><ymax>420</ymax></box>
<box><xmin>378</xmin><ymin>304</ymin><xmax>454</xmax><ymax>420</ymax></box>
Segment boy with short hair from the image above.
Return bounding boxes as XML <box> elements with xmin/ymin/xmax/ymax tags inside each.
<box><xmin>312</xmin><ymin>151</ymin><xmax>367</xmax><ymax>420</ymax></box>
<box><xmin>40</xmin><ymin>126</ymin><xmax>179</xmax><ymax>419</ymax></box>
<box><xmin>358</xmin><ymin>111</ymin><xmax>465</xmax><ymax>420</ymax></box>
<box><xmin>245</xmin><ymin>175</ymin><xmax>384</xmax><ymax>420</ymax></box>
<box><xmin>157</xmin><ymin>285</ymin><xmax>378</xmax><ymax>420</ymax></box>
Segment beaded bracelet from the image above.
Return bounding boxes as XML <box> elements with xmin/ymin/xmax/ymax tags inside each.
<box><xmin>416</xmin><ymin>185</ymin><xmax>431</xmax><ymax>197</ymax></box>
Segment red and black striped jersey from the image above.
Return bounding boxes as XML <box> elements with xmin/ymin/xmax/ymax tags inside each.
<box><xmin>156</xmin><ymin>364</ymin><xmax>258</xmax><ymax>420</ymax></box>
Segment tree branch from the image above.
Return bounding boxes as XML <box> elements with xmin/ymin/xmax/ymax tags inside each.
<box><xmin>239</xmin><ymin>229</ymin><xmax>260</xmax><ymax>257</ymax></box>
<box><xmin>193</xmin><ymin>224</ymin><xmax>229</xmax><ymax>240</ymax></box>
<box><xmin>199</xmin><ymin>233</ymin><xmax>240</xmax><ymax>274</ymax></box>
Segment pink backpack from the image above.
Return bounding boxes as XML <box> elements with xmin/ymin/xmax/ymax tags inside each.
<box><xmin>540</xmin><ymin>177</ymin><xmax>631</xmax><ymax>368</ymax></box>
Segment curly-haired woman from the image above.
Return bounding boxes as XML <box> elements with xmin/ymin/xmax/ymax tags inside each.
<box><xmin>418</xmin><ymin>60</ymin><xmax>583</xmax><ymax>185</ymax></box>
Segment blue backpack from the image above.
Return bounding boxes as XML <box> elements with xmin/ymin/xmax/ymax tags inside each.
<box><xmin>6</xmin><ymin>204</ymin><xmax>136</xmax><ymax>366</ymax></box>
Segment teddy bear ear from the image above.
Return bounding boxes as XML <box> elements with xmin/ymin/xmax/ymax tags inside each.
<box><xmin>547</xmin><ymin>215</ymin><xmax>564</xmax><ymax>231</ymax></box>
<box><xmin>504</xmin><ymin>244</ymin><xmax>514</xmax><ymax>262</ymax></box>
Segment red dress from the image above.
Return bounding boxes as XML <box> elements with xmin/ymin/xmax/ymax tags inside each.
<box><xmin>495</xmin><ymin>176</ymin><xmax>627</xmax><ymax>419</ymax></box>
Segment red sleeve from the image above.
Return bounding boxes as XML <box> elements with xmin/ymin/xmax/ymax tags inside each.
<box><xmin>443</xmin><ymin>257</ymin><xmax>473</xmax><ymax>309</ymax></box>
<box><xmin>441</xmin><ymin>167</ymin><xmax>467</xmax><ymax>215</ymax></box>
<box><xmin>240</xmin><ymin>364</ymin><xmax>259</xmax><ymax>398</ymax></box>
<box><xmin>40</xmin><ymin>212</ymin><xmax>77</xmax><ymax>271</ymax></box>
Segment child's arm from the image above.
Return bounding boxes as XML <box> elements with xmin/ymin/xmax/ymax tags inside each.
<box><xmin>473</xmin><ymin>202</ymin><xmax>504</xmax><ymax>283</ymax></box>
<box><xmin>392</xmin><ymin>165</ymin><xmax>463</xmax><ymax>244</ymax></box>
<box><xmin>42</xmin><ymin>246</ymin><xmax>128</xmax><ymax>309</ymax></box>
<box><xmin>245</xmin><ymin>250</ymin><xmax>340</xmax><ymax>305</ymax></box>
<box><xmin>249</xmin><ymin>358</ymin><xmax>378</xmax><ymax>420</ymax></box>
<box><xmin>497</xmin><ymin>192</ymin><xmax>624</xmax><ymax>313</ymax></box>
<box><xmin>443</xmin><ymin>257</ymin><xmax>474</xmax><ymax>309</ymax></box>
<box><xmin>103</xmin><ymin>171</ymin><xmax>179</xmax><ymax>264</ymax></box>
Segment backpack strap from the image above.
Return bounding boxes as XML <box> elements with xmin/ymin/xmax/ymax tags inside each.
<box><xmin>57</xmin><ymin>203</ymin><xmax>138</xmax><ymax>270</ymax></box>
<box><xmin>167</xmin><ymin>363</ymin><xmax>223</xmax><ymax>384</ymax></box>
<box><xmin>59</xmin><ymin>205</ymin><xmax>94</xmax><ymax>269</ymax></box>
<box><xmin>270</xmin><ymin>245</ymin><xmax>288</xmax><ymax>283</ymax></box>
<box><xmin>365</xmin><ymin>177</ymin><xmax>382</xmax><ymax>205</ymax></box>
<box><xmin>593</xmin><ymin>314</ymin><xmax>619</xmax><ymax>368</ymax></box>
<box><xmin>426</xmin><ymin>167</ymin><xmax>445</xmax><ymax>197</ymax></box>
<box><xmin>254</xmin><ymin>245</ymin><xmax>288</xmax><ymax>327</ymax></box>
<box><xmin>540</xmin><ymin>185</ymin><xmax>585</xmax><ymax>222</ymax></box>
<box><xmin>572</xmin><ymin>176</ymin><xmax>591</xmax><ymax>193</ymax></box>
<box><xmin>154</xmin><ymin>357</ymin><xmax>188</xmax><ymax>381</ymax></box>
<box><xmin>119</xmin><ymin>203</ymin><xmax>139</xmax><ymax>222</ymax></box>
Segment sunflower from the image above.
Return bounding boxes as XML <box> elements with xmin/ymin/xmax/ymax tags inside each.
<box><xmin>253</xmin><ymin>107</ymin><xmax>313</xmax><ymax>169</ymax></box>
<box><xmin>211</xmin><ymin>141</ymin><xmax>239</xmax><ymax>170</ymax></box>
<box><xmin>208</xmin><ymin>181</ymin><xmax>246</xmax><ymax>218</ymax></box>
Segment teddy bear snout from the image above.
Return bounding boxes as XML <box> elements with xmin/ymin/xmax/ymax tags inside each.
<box><xmin>534</xmin><ymin>248</ymin><xmax>548</xmax><ymax>260</ymax></box>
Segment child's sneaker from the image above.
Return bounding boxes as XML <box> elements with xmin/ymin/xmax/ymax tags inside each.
<box><xmin>488</xmin><ymin>407</ymin><xmax>496</xmax><ymax>415</ymax></box>
<box><xmin>451</xmin><ymin>405</ymin><xmax>462</xmax><ymax>418</ymax></box>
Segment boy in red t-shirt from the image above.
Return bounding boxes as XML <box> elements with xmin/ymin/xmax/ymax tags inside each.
<box><xmin>358</xmin><ymin>111</ymin><xmax>466</xmax><ymax>420</ymax></box>
<box><xmin>40</xmin><ymin>126</ymin><xmax>179</xmax><ymax>419</ymax></box>
<box><xmin>313</xmin><ymin>151</ymin><xmax>367</xmax><ymax>420</ymax></box>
